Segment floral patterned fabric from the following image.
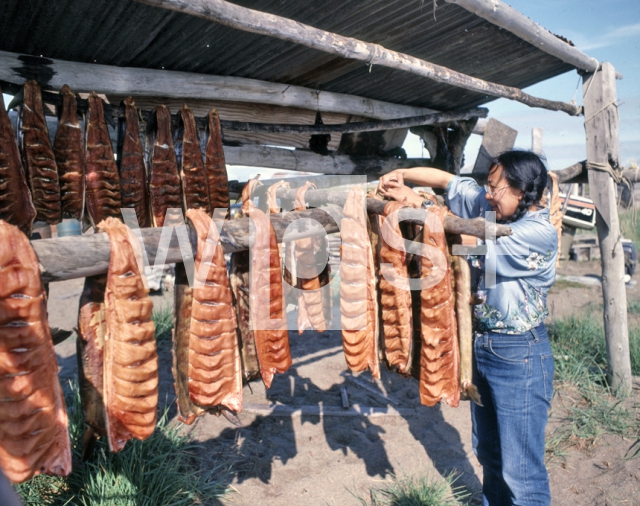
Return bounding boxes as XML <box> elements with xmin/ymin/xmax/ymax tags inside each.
<box><xmin>445</xmin><ymin>176</ymin><xmax>557</xmax><ymax>334</ymax></box>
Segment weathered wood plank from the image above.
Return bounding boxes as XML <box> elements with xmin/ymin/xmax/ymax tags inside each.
<box><xmin>583</xmin><ymin>62</ymin><xmax>631</xmax><ymax>394</ymax></box>
<box><xmin>133</xmin><ymin>0</ymin><xmax>581</xmax><ymax>115</ymax></box>
<box><xmin>472</xmin><ymin>118</ymin><xmax>518</xmax><ymax>177</ymax></box>
<box><xmin>0</xmin><ymin>50</ymin><xmax>436</xmax><ymax>119</ymax></box>
<box><xmin>224</xmin><ymin>144</ymin><xmax>432</xmax><ymax>175</ymax></box>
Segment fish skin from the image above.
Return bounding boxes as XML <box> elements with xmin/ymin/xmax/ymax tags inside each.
<box><xmin>0</xmin><ymin>220</ymin><xmax>71</xmax><ymax>483</ymax></box>
<box><xmin>76</xmin><ymin>274</ymin><xmax>107</xmax><ymax>458</ymax></box>
<box><xmin>100</xmin><ymin>218</ymin><xmax>158</xmax><ymax>452</ymax></box>
<box><xmin>294</xmin><ymin>182</ymin><xmax>327</xmax><ymax>334</ymax></box>
<box><xmin>117</xmin><ymin>97</ymin><xmax>150</xmax><ymax>228</ymax></box>
<box><xmin>0</xmin><ymin>86</ymin><xmax>36</xmax><ymax>234</ymax></box>
<box><xmin>20</xmin><ymin>80</ymin><xmax>62</xmax><ymax>225</ymax></box>
<box><xmin>148</xmin><ymin>105</ymin><xmax>182</xmax><ymax>227</ymax></box>
<box><xmin>172</xmin><ymin>262</ymin><xmax>202</xmax><ymax>425</ymax></box>
<box><xmin>340</xmin><ymin>186</ymin><xmax>379</xmax><ymax>379</ymax></box>
<box><xmin>186</xmin><ymin>209</ymin><xmax>242</xmax><ymax>412</ymax></box>
<box><xmin>85</xmin><ymin>92</ymin><xmax>121</xmax><ymax>227</ymax></box>
<box><xmin>176</xmin><ymin>105</ymin><xmax>210</xmax><ymax>214</ymax></box>
<box><xmin>229</xmin><ymin>176</ymin><xmax>261</xmax><ymax>382</ymax></box>
<box><xmin>204</xmin><ymin>110</ymin><xmax>230</xmax><ymax>215</ymax></box>
<box><xmin>377</xmin><ymin>201</ymin><xmax>413</xmax><ymax>375</ymax></box>
<box><xmin>451</xmin><ymin>253</ymin><xmax>482</xmax><ymax>406</ymax></box>
<box><xmin>244</xmin><ymin>198</ymin><xmax>292</xmax><ymax>388</ymax></box>
<box><xmin>53</xmin><ymin>84</ymin><xmax>85</xmax><ymax>221</ymax></box>
<box><xmin>419</xmin><ymin>207</ymin><xmax>460</xmax><ymax>408</ymax></box>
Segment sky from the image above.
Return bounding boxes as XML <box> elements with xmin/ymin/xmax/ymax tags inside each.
<box><xmin>3</xmin><ymin>0</ymin><xmax>638</xmax><ymax>179</ymax></box>
<box><xmin>405</xmin><ymin>0</ymin><xmax>640</xmax><ymax>172</ymax></box>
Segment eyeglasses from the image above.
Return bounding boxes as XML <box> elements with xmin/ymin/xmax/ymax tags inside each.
<box><xmin>484</xmin><ymin>184</ymin><xmax>510</xmax><ymax>199</ymax></box>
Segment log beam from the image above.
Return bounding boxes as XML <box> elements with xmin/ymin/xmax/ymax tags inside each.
<box><xmin>0</xmin><ymin>50</ymin><xmax>435</xmax><ymax>120</ymax></box>
<box><xmin>134</xmin><ymin>0</ymin><xmax>581</xmax><ymax>116</ymax></box>
<box><xmin>445</xmin><ymin>0</ymin><xmax>622</xmax><ymax>79</ymax></box>
<box><xmin>224</xmin><ymin>144</ymin><xmax>432</xmax><ymax>176</ymax></box>
<box><xmin>583</xmin><ymin>63</ymin><xmax>631</xmax><ymax>395</ymax></box>
<box><xmin>33</xmin><ymin>200</ymin><xmax>510</xmax><ymax>282</ymax></box>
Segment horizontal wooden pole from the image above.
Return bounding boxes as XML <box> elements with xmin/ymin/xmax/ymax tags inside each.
<box><xmin>0</xmin><ymin>50</ymin><xmax>435</xmax><ymax>120</ymax></box>
<box><xmin>445</xmin><ymin>0</ymin><xmax>622</xmax><ymax>79</ymax></box>
<box><xmin>8</xmin><ymin>82</ymin><xmax>480</xmax><ymax>137</ymax></box>
<box><xmin>224</xmin><ymin>144</ymin><xmax>432</xmax><ymax>176</ymax></box>
<box><xmin>33</xmin><ymin>199</ymin><xmax>510</xmax><ymax>282</ymax></box>
<box><xmin>221</xmin><ymin>108</ymin><xmax>487</xmax><ymax>134</ymax></box>
<box><xmin>134</xmin><ymin>0</ymin><xmax>582</xmax><ymax>116</ymax></box>
<box><xmin>553</xmin><ymin>161</ymin><xmax>587</xmax><ymax>184</ymax></box>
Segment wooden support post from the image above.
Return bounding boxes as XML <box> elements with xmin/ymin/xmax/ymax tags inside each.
<box><xmin>582</xmin><ymin>62</ymin><xmax>631</xmax><ymax>395</ymax></box>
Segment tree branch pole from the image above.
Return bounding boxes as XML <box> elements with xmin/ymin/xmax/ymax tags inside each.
<box><xmin>32</xmin><ymin>203</ymin><xmax>510</xmax><ymax>283</ymax></box>
<box><xmin>444</xmin><ymin>0</ymin><xmax>621</xmax><ymax>80</ymax></box>
<box><xmin>134</xmin><ymin>0</ymin><xmax>582</xmax><ymax>116</ymax></box>
<box><xmin>582</xmin><ymin>63</ymin><xmax>631</xmax><ymax>395</ymax></box>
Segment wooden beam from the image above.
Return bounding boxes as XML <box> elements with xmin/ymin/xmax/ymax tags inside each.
<box><xmin>219</xmin><ymin>108</ymin><xmax>487</xmax><ymax>135</ymax></box>
<box><xmin>583</xmin><ymin>63</ymin><xmax>631</xmax><ymax>395</ymax></box>
<box><xmin>445</xmin><ymin>0</ymin><xmax>622</xmax><ymax>80</ymax></box>
<box><xmin>224</xmin><ymin>144</ymin><xmax>432</xmax><ymax>176</ymax></box>
<box><xmin>33</xmin><ymin>198</ymin><xmax>511</xmax><ymax>282</ymax></box>
<box><xmin>552</xmin><ymin>161</ymin><xmax>587</xmax><ymax>184</ymax></box>
<box><xmin>133</xmin><ymin>0</ymin><xmax>582</xmax><ymax>116</ymax></box>
<box><xmin>0</xmin><ymin>50</ymin><xmax>435</xmax><ymax>120</ymax></box>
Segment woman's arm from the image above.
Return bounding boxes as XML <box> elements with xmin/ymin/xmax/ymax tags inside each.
<box><xmin>378</xmin><ymin>167</ymin><xmax>455</xmax><ymax>191</ymax></box>
<box><xmin>376</xmin><ymin>167</ymin><xmax>455</xmax><ymax>208</ymax></box>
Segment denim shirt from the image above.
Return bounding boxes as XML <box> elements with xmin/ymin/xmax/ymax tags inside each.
<box><xmin>445</xmin><ymin>176</ymin><xmax>557</xmax><ymax>334</ymax></box>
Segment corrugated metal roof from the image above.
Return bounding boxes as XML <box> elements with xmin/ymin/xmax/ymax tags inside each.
<box><xmin>0</xmin><ymin>0</ymin><xmax>575</xmax><ymax>112</ymax></box>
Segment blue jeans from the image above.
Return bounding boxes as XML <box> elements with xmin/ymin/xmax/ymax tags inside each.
<box><xmin>472</xmin><ymin>323</ymin><xmax>554</xmax><ymax>506</ymax></box>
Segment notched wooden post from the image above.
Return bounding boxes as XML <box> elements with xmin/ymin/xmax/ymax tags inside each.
<box><xmin>582</xmin><ymin>62</ymin><xmax>632</xmax><ymax>395</ymax></box>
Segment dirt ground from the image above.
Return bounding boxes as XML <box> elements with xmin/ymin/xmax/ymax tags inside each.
<box><xmin>49</xmin><ymin>258</ymin><xmax>640</xmax><ymax>506</ymax></box>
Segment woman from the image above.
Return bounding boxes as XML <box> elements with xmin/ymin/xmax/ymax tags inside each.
<box><xmin>378</xmin><ymin>150</ymin><xmax>557</xmax><ymax>506</ymax></box>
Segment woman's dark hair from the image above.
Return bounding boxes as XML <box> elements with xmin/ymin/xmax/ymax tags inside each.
<box><xmin>489</xmin><ymin>150</ymin><xmax>548</xmax><ymax>222</ymax></box>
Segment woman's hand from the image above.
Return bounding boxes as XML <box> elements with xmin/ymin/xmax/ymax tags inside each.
<box><xmin>376</xmin><ymin>170</ymin><xmax>404</xmax><ymax>195</ymax></box>
<box><xmin>377</xmin><ymin>180</ymin><xmax>424</xmax><ymax>208</ymax></box>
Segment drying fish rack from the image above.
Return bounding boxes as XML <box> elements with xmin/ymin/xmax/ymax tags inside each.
<box><xmin>32</xmin><ymin>187</ymin><xmax>511</xmax><ymax>283</ymax></box>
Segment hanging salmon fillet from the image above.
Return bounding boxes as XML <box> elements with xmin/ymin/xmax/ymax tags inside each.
<box><xmin>53</xmin><ymin>84</ymin><xmax>85</xmax><ymax>221</ymax></box>
<box><xmin>294</xmin><ymin>182</ymin><xmax>327</xmax><ymax>334</ymax></box>
<box><xmin>204</xmin><ymin>109</ymin><xmax>230</xmax><ymax>215</ymax></box>
<box><xmin>100</xmin><ymin>218</ymin><xmax>158</xmax><ymax>451</ymax></box>
<box><xmin>20</xmin><ymin>80</ymin><xmax>62</xmax><ymax>225</ymax></box>
<box><xmin>85</xmin><ymin>92</ymin><xmax>121</xmax><ymax>226</ymax></box>
<box><xmin>377</xmin><ymin>201</ymin><xmax>413</xmax><ymax>375</ymax></box>
<box><xmin>117</xmin><ymin>97</ymin><xmax>150</xmax><ymax>228</ymax></box>
<box><xmin>148</xmin><ymin>105</ymin><xmax>182</xmax><ymax>227</ymax></box>
<box><xmin>176</xmin><ymin>209</ymin><xmax>242</xmax><ymax>424</ymax></box>
<box><xmin>0</xmin><ymin>86</ymin><xmax>36</xmax><ymax>234</ymax></box>
<box><xmin>244</xmin><ymin>198</ymin><xmax>291</xmax><ymax>388</ymax></box>
<box><xmin>340</xmin><ymin>186</ymin><xmax>379</xmax><ymax>379</ymax></box>
<box><xmin>0</xmin><ymin>220</ymin><xmax>71</xmax><ymax>483</ymax></box>
<box><xmin>419</xmin><ymin>206</ymin><xmax>460</xmax><ymax>407</ymax></box>
<box><xmin>229</xmin><ymin>176</ymin><xmax>262</xmax><ymax>382</ymax></box>
<box><xmin>176</xmin><ymin>105</ymin><xmax>211</xmax><ymax>214</ymax></box>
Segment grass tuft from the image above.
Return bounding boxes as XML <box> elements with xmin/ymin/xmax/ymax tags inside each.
<box><xmin>15</xmin><ymin>380</ymin><xmax>229</xmax><ymax>505</ymax></box>
<box><xmin>152</xmin><ymin>304</ymin><xmax>173</xmax><ymax>344</ymax></box>
<box><xmin>546</xmin><ymin>312</ymin><xmax>640</xmax><ymax>460</ymax></box>
<box><xmin>357</xmin><ymin>472</ymin><xmax>469</xmax><ymax>506</ymax></box>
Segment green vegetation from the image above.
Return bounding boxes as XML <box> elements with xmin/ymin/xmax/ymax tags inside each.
<box><xmin>357</xmin><ymin>473</ymin><xmax>469</xmax><ymax>506</ymax></box>
<box><xmin>546</xmin><ymin>313</ymin><xmax>640</xmax><ymax>460</ymax></box>
<box><xmin>152</xmin><ymin>304</ymin><xmax>173</xmax><ymax>344</ymax></box>
<box><xmin>15</xmin><ymin>381</ymin><xmax>229</xmax><ymax>505</ymax></box>
<box><xmin>619</xmin><ymin>208</ymin><xmax>640</xmax><ymax>252</ymax></box>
